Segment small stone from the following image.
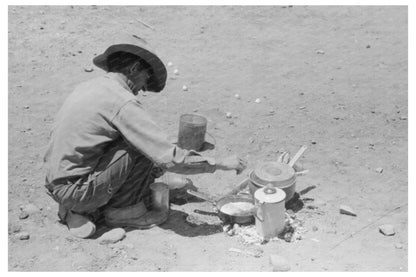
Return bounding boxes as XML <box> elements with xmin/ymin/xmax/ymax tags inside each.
<box><xmin>395</xmin><ymin>243</ymin><xmax>404</xmax><ymax>249</ymax></box>
<box><xmin>167</xmin><ymin>62</ymin><xmax>173</xmax><ymax>67</ymax></box>
<box><xmin>19</xmin><ymin>211</ymin><xmax>29</xmax><ymax>220</ymax></box>
<box><xmin>226</xmin><ymin>112</ymin><xmax>232</xmax><ymax>118</ymax></box>
<box><xmin>254</xmin><ymin>98</ymin><xmax>261</xmax><ymax>103</ymax></box>
<box><xmin>98</xmin><ymin>228</ymin><xmax>126</xmax><ymax>244</ymax></box>
<box><xmin>23</xmin><ymin>105</ymin><xmax>30</xmax><ymax>109</ymax></box>
<box><xmin>84</xmin><ymin>67</ymin><xmax>94</xmax><ymax>72</ymax></box>
<box><xmin>312</xmin><ymin>226</ymin><xmax>318</xmax><ymax>232</ymax></box>
<box><xmin>379</xmin><ymin>224</ymin><xmax>395</xmax><ymax>236</ymax></box>
<box><xmin>234</xmin><ymin>94</ymin><xmax>241</xmax><ymax>99</ymax></box>
<box><xmin>182</xmin><ymin>85</ymin><xmax>188</xmax><ymax>91</ymax></box>
<box><xmin>222</xmin><ymin>225</ymin><xmax>231</xmax><ymax>233</ymax></box>
<box><xmin>21</xmin><ymin>203</ymin><xmax>41</xmax><ymax>215</ymax></box>
<box><xmin>339</xmin><ymin>205</ymin><xmax>357</xmax><ymax>216</ymax></box>
<box><xmin>375</xmin><ymin>167</ymin><xmax>383</xmax><ymax>173</ymax></box>
<box><xmin>316</xmin><ymin>50</ymin><xmax>325</xmax><ymax>55</ymax></box>
<box><xmin>226</xmin><ymin>229</ymin><xmax>235</xmax><ymax>236</ymax></box>
<box><xmin>16</xmin><ymin>232</ymin><xmax>30</xmax><ymax>240</ymax></box>
<box><xmin>399</xmin><ymin>116</ymin><xmax>407</xmax><ymax>120</ymax></box>
<box><xmin>299</xmin><ymin>106</ymin><xmax>306</xmax><ymax>110</ymax></box>
<box><xmin>270</xmin><ymin>254</ymin><xmax>291</xmax><ymax>272</ymax></box>
<box><xmin>366</xmin><ymin>45</ymin><xmax>371</xmax><ymax>49</ymax></box>
<box><xmin>173</xmin><ymin>69</ymin><xmax>179</xmax><ymax>75</ymax></box>
<box><xmin>233</xmin><ymin>223</ymin><xmax>240</xmax><ymax>231</ymax></box>
<box><xmin>311</xmin><ymin>141</ymin><xmax>317</xmax><ymax>145</ymax></box>
<box><xmin>354</xmin><ymin>145</ymin><xmax>359</xmax><ymax>149</ymax></box>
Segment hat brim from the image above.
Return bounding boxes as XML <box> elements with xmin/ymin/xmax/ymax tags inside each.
<box><xmin>93</xmin><ymin>44</ymin><xmax>167</xmax><ymax>92</ymax></box>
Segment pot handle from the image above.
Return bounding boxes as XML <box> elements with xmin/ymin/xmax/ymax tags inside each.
<box><xmin>249</xmin><ymin>202</ymin><xmax>265</xmax><ymax>222</ymax></box>
<box><xmin>186</xmin><ymin>189</ymin><xmax>217</xmax><ymax>204</ymax></box>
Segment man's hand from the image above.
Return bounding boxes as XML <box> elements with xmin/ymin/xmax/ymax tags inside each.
<box><xmin>217</xmin><ymin>155</ymin><xmax>248</xmax><ymax>174</ymax></box>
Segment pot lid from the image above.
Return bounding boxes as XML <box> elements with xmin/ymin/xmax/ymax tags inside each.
<box><xmin>254</xmin><ymin>184</ymin><xmax>286</xmax><ymax>203</ymax></box>
<box><xmin>253</xmin><ymin>162</ymin><xmax>295</xmax><ymax>185</ymax></box>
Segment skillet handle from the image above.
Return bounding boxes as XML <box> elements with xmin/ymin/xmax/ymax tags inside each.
<box><xmin>186</xmin><ymin>189</ymin><xmax>216</xmax><ymax>204</ymax></box>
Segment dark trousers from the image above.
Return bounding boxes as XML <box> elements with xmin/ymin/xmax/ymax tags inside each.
<box><xmin>47</xmin><ymin>140</ymin><xmax>161</xmax><ymax>222</ymax></box>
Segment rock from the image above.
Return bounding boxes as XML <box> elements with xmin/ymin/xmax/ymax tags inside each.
<box><xmin>270</xmin><ymin>254</ymin><xmax>291</xmax><ymax>272</ymax></box>
<box><xmin>234</xmin><ymin>94</ymin><xmax>241</xmax><ymax>99</ymax></box>
<box><xmin>299</xmin><ymin>106</ymin><xmax>306</xmax><ymax>110</ymax></box>
<box><xmin>182</xmin><ymin>85</ymin><xmax>188</xmax><ymax>91</ymax></box>
<box><xmin>366</xmin><ymin>45</ymin><xmax>371</xmax><ymax>48</ymax></box>
<box><xmin>8</xmin><ymin>223</ymin><xmax>22</xmax><ymax>234</ymax></box>
<box><xmin>226</xmin><ymin>112</ymin><xmax>232</xmax><ymax>118</ymax></box>
<box><xmin>173</xmin><ymin>69</ymin><xmax>179</xmax><ymax>75</ymax></box>
<box><xmin>379</xmin><ymin>224</ymin><xmax>395</xmax><ymax>236</ymax></box>
<box><xmin>167</xmin><ymin>62</ymin><xmax>173</xmax><ymax>67</ymax></box>
<box><xmin>312</xmin><ymin>226</ymin><xmax>318</xmax><ymax>232</ymax></box>
<box><xmin>399</xmin><ymin>116</ymin><xmax>407</xmax><ymax>120</ymax></box>
<box><xmin>395</xmin><ymin>243</ymin><xmax>404</xmax><ymax>249</ymax></box>
<box><xmin>222</xmin><ymin>224</ymin><xmax>231</xmax><ymax>233</ymax></box>
<box><xmin>84</xmin><ymin>67</ymin><xmax>94</xmax><ymax>72</ymax></box>
<box><xmin>23</xmin><ymin>105</ymin><xmax>30</xmax><ymax>109</ymax></box>
<box><xmin>19</xmin><ymin>211</ymin><xmax>29</xmax><ymax>220</ymax></box>
<box><xmin>316</xmin><ymin>50</ymin><xmax>325</xmax><ymax>55</ymax></box>
<box><xmin>339</xmin><ymin>205</ymin><xmax>357</xmax><ymax>216</ymax></box>
<box><xmin>21</xmin><ymin>203</ymin><xmax>41</xmax><ymax>215</ymax></box>
<box><xmin>98</xmin><ymin>228</ymin><xmax>126</xmax><ymax>244</ymax></box>
<box><xmin>375</xmin><ymin>167</ymin><xmax>383</xmax><ymax>173</ymax></box>
<box><xmin>254</xmin><ymin>98</ymin><xmax>261</xmax><ymax>103</ymax></box>
<box><xmin>16</xmin><ymin>232</ymin><xmax>30</xmax><ymax>240</ymax></box>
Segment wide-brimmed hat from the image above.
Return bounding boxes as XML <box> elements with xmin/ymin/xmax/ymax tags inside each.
<box><xmin>93</xmin><ymin>36</ymin><xmax>167</xmax><ymax>92</ymax></box>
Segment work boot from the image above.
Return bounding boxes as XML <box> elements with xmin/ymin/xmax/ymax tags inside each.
<box><xmin>66</xmin><ymin>211</ymin><xmax>96</xmax><ymax>239</ymax></box>
<box><xmin>105</xmin><ymin>208</ymin><xmax>169</xmax><ymax>229</ymax></box>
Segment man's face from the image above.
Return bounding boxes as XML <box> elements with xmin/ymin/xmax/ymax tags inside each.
<box><xmin>127</xmin><ymin>63</ymin><xmax>152</xmax><ymax>95</ymax></box>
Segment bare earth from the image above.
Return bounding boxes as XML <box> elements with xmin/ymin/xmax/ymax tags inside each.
<box><xmin>8</xmin><ymin>6</ymin><xmax>408</xmax><ymax>271</ymax></box>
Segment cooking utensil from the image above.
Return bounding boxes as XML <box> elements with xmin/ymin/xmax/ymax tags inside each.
<box><xmin>186</xmin><ymin>189</ymin><xmax>255</xmax><ymax>224</ymax></box>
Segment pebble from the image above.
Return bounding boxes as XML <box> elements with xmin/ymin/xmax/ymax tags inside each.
<box><xmin>19</xmin><ymin>211</ymin><xmax>29</xmax><ymax>220</ymax></box>
<box><xmin>270</xmin><ymin>254</ymin><xmax>291</xmax><ymax>272</ymax></box>
<box><xmin>316</xmin><ymin>50</ymin><xmax>325</xmax><ymax>55</ymax></box>
<box><xmin>182</xmin><ymin>85</ymin><xmax>188</xmax><ymax>91</ymax></box>
<box><xmin>167</xmin><ymin>62</ymin><xmax>173</xmax><ymax>67</ymax></box>
<box><xmin>234</xmin><ymin>94</ymin><xmax>241</xmax><ymax>99</ymax></box>
<box><xmin>254</xmin><ymin>98</ymin><xmax>261</xmax><ymax>103</ymax></box>
<box><xmin>222</xmin><ymin>225</ymin><xmax>231</xmax><ymax>233</ymax></box>
<box><xmin>312</xmin><ymin>226</ymin><xmax>318</xmax><ymax>232</ymax></box>
<box><xmin>21</xmin><ymin>203</ymin><xmax>41</xmax><ymax>214</ymax></box>
<box><xmin>299</xmin><ymin>106</ymin><xmax>306</xmax><ymax>110</ymax></box>
<box><xmin>399</xmin><ymin>116</ymin><xmax>407</xmax><ymax>120</ymax></box>
<box><xmin>16</xmin><ymin>232</ymin><xmax>30</xmax><ymax>240</ymax></box>
<box><xmin>366</xmin><ymin>45</ymin><xmax>371</xmax><ymax>49</ymax></box>
<box><xmin>395</xmin><ymin>243</ymin><xmax>404</xmax><ymax>249</ymax></box>
<box><xmin>226</xmin><ymin>112</ymin><xmax>232</xmax><ymax>118</ymax></box>
<box><xmin>379</xmin><ymin>224</ymin><xmax>395</xmax><ymax>236</ymax></box>
<box><xmin>375</xmin><ymin>167</ymin><xmax>383</xmax><ymax>173</ymax></box>
<box><xmin>83</xmin><ymin>67</ymin><xmax>94</xmax><ymax>72</ymax></box>
<box><xmin>23</xmin><ymin>105</ymin><xmax>30</xmax><ymax>109</ymax></box>
<box><xmin>173</xmin><ymin>69</ymin><xmax>179</xmax><ymax>75</ymax></box>
<box><xmin>339</xmin><ymin>205</ymin><xmax>357</xmax><ymax>216</ymax></box>
<box><xmin>226</xmin><ymin>229</ymin><xmax>235</xmax><ymax>236</ymax></box>
<box><xmin>98</xmin><ymin>228</ymin><xmax>126</xmax><ymax>244</ymax></box>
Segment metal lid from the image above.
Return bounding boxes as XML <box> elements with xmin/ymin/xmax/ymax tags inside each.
<box><xmin>253</xmin><ymin>162</ymin><xmax>296</xmax><ymax>186</ymax></box>
<box><xmin>254</xmin><ymin>184</ymin><xmax>286</xmax><ymax>203</ymax></box>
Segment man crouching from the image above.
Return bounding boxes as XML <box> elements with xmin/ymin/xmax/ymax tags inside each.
<box><xmin>43</xmin><ymin>36</ymin><xmax>247</xmax><ymax>238</ymax></box>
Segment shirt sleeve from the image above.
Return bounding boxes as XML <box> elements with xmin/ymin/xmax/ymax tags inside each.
<box><xmin>111</xmin><ymin>100</ymin><xmax>216</xmax><ymax>175</ymax></box>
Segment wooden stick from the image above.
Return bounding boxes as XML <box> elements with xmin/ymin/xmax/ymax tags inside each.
<box><xmin>136</xmin><ymin>18</ymin><xmax>155</xmax><ymax>31</ymax></box>
<box><xmin>288</xmin><ymin>145</ymin><xmax>308</xmax><ymax>167</ymax></box>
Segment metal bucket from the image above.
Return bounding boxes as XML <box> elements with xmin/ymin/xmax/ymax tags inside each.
<box><xmin>177</xmin><ymin>114</ymin><xmax>207</xmax><ymax>151</ymax></box>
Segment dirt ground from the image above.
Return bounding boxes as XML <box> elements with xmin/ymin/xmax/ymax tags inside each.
<box><xmin>8</xmin><ymin>5</ymin><xmax>408</xmax><ymax>271</ymax></box>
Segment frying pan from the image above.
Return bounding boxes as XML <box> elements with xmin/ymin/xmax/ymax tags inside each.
<box><xmin>186</xmin><ymin>189</ymin><xmax>255</xmax><ymax>224</ymax></box>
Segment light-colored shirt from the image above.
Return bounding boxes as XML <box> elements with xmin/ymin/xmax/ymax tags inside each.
<box><xmin>44</xmin><ymin>72</ymin><xmax>215</xmax><ymax>185</ymax></box>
